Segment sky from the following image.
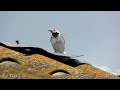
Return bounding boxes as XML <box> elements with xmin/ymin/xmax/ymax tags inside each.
<box><xmin>0</xmin><ymin>11</ymin><xmax>120</xmax><ymax>71</ymax></box>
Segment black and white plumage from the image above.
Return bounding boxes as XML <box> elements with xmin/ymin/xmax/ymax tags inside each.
<box><xmin>16</xmin><ymin>40</ymin><xmax>19</xmax><ymax>45</ymax></box>
<box><xmin>48</xmin><ymin>29</ymin><xmax>66</xmax><ymax>54</ymax></box>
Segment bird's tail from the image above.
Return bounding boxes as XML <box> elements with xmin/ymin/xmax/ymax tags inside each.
<box><xmin>70</xmin><ymin>55</ymin><xmax>84</xmax><ymax>58</ymax></box>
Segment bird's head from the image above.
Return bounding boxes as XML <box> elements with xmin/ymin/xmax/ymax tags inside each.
<box><xmin>48</xmin><ymin>29</ymin><xmax>60</xmax><ymax>34</ymax></box>
<box><xmin>48</xmin><ymin>29</ymin><xmax>61</xmax><ymax>37</ymax></box>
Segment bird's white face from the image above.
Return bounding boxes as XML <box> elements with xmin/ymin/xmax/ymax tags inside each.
<box><xmin>48</xmin><ymin>29</ymin><xmax>60</xmax><ymax>34</ymax></box>
<box><xmin>48</xmin><ymin>29</ymin><xmax>61</xmax><ymax>38</ymax></box>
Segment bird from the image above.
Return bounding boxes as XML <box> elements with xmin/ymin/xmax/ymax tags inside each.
<box><xmin>48</xmin><ymin>28</ymin><xmax>66</xmax><ymax>54</ymax></box>
<box><xmin>16</xmin><ymin>40</ymin><xmax>19</xmax><ymax>45</ymax></box>
<box><xmin>15</xmin><ymin>40</ymin><xmax>19</xmax><ymax>51</ymax></box>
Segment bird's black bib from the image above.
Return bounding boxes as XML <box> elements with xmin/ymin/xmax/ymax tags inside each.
<box><xmin>52</xmin><ymin>32</ymin><xmax>59</xmax><ymax>38</ymax></box>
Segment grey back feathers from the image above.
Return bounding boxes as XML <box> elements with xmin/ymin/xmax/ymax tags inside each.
<box><xmin>48</xmin><ymin>29</ymin><xmax>65</xmax><ymax>54</ymax></box>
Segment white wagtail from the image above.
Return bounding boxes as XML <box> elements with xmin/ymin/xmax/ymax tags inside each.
<box><xmin>48</xmin><ymin>29</ymin><xmax>66</xmax><ymax>54</ymax></box>
<box><xmin>16</xmin><ymin>40</ymin><xmax>19</xmax><ymax>45</ymax></box>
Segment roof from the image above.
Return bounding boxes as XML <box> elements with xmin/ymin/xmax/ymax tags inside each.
<box><xmin>0</xmin><ymin>42</ymin><xmax>119</xmax><ymax>79</ymax></box>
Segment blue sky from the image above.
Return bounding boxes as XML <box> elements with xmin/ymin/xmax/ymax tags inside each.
<box><xmin>0</xmin><ymin>11</ymin><xmax>120</xmax><ymax>70</ymax></box>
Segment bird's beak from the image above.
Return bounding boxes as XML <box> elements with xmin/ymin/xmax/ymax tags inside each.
<box><xmin>48</xmin><ymin>30</ymin><xmax>52</xmax><ymax>32</ymax></box>
<box><xmin>48</xmin><ymin>30</ymin><xmax>51</xmax><ymax>31</ymax></box>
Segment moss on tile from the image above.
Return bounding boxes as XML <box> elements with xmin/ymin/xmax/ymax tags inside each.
<box><xmin>0</xmin><ymin>46</ymin><xmax>119</xmax><ymax>79</ymax></box>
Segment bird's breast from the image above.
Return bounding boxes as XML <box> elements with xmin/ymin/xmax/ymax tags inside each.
<box><xmin>50</xmin><ymin>36</ymin><xmax>65</xmax><ymax>53</ymax></box>
<box><xmin>51</xmin><ymin>37</ymin><xmax>60</xmax><ymax>44</ymax></box>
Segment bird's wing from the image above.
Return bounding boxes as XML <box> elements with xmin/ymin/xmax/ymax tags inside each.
<box><xmin>60</xmin><ymin>34</ymin><xmax>65</xmax><ymax>44</ymax></box>
<box><xmin>59</xmin><ymin>34</ymin><xmax>65</xmax><ymax>49</ymax></box>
